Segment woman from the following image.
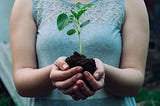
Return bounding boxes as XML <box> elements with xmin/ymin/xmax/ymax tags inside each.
<box><xmin>10</xmin><ymin>0</ymin><xmax>149</xmax><ymax>105</ymax></box>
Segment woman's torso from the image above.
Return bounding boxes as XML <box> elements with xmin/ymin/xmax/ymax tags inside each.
<box><xmin>31</xmin><ymin>0</ymin><xmax>136</xmax><ymax>105</ymax></box>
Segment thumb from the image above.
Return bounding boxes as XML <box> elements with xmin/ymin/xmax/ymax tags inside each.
<box><xmin>55</xmin><ymin>56</ymin><xmax>69</xmax><ymax>71</ymax></box>
<box><xmin>93</xmin><ymin>71</ymin><xmax>104</xmax><ymax>80</ymax></box>
<box><xmin>61</xmin><ymin>63</ymin><xmax>69</xmax><ymax>70</ymax></box>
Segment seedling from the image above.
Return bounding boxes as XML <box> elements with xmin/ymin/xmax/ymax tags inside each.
<box><xmin>57</xmin><ymin>2</ymin><xmax>96</xmax><ymax>89</ymax></box>
<box><xmin>57</xmin><ymin>2</ymin><xmax>93</xmax><ymax>55</ymax></box>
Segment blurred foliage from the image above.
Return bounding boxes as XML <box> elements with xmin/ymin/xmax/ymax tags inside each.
<box><xmin>0</xmin><ymin>80</ymin><xmax>16</xmax><ymax>106</ymax></box>
<box><xmin>0</xmin><ymin>96</ymin><xmax>17</xmax><ymax>106</ymax></box>
<box><xmin>135</xmin><ymin>88</ymin><xmax>160</xmax><ymax>106</ymax></box>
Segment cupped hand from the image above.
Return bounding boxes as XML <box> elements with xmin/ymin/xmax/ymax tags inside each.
<box><xmin>50</xmin><ymin>57</ymin><xmax>83</xmax><ymax>95</ymax></box>
<box><xmin>71</xmin><ymin>58</ymin><xmax>105</xmax><ymax>100</ymax></box>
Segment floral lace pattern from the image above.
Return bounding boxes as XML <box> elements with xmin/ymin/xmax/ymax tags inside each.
<box><xmin>32</xmin><ymin>0</ymin><xmax>124</xmax><ymax>29</ymax></box>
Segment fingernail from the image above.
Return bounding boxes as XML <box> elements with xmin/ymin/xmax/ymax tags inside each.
<box><xmin>85</xmin><ymin>71</ymin><xmax>90</xmax><ymax>77</ymax></box>
<box><xmin>76</xmin><ymin>73</ymin><xmax>82</xmax><ymax>79</ymax></box>
<box><xmin>78</xmin><ymin>82</ymin><xmax>83</xmax><ymax>87</ymax></box>
<box><xmin>62</xmin><ymin>63</ymin><xmax>68</xmax><ymax>69</ymax></box>
<box><xmin>76</xmin><ymin>67</ymin><xmax>83</xmax><ymax>71</ymax></box>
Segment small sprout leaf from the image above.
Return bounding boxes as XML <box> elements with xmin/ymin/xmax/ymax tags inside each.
<box><xmin>82</xmin><ymin>4</ymin><xmax>93</xmax><ymax>10</ymax></box>
<box><xmin>80</xmin><ymin>20</ymin><xmax>90</xmax><ymax>28</ymax></box>
<box><xmin>57</xmin><ymin>13</ymin><xmax>70</xmax><ymax>31</ymax></box>
<box><xmin>77</xmin><ymin>9</ymin><xmax>87</xmax><ymax>19</ymax></box>
<box><xmin>67</xmin><ymin>29</ymin><xmax>76</xmax><ymax>35</ymax></box>
<box><xmin>76</xmin><ymin>2</ymin><xmax>82</xmax><ymax>9</ymax></box>
<box><xmin>71</xmin><ymin>10</ymin><xmax>78</xmax><ymax>19</ymax></box>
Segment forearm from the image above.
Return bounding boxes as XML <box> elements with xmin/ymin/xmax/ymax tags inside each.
<box><xmin>104</xmin><ymin>64</ymin><xmax>144</xmax><ymax>97</ymax></box>
<box><xmin>14</xmin><ymin>65</ymin><xmax>54</xmax><ymax>97</ymax></box>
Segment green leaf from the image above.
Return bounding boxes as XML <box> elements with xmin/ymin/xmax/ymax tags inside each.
<box><xmin>77</xmin><ymin>9</ymin><xmax>87</xmax><ymax>19</ymax></box>
<box><xmin>67</xmin><ymin>29</ymin><xmax>76</xmax><ymax>35</ymax></box>
<box><xmin>71</xmin><ymin>10</ymin><xmax>78</xmax><ymax>19</ymax></box>
<box><xmin>82</xmin><ymin>3</ymin><xmax>93</xmax><ymax>10</ymax></box>
<box><xmin>76</xmin><ymin>2</ymin><xmax>82</xmax><ymax>9</ymax></box>
<box><xmin>80</xmin><ymin>20</ymin><xmax>90</xmax><ymax>28</ymax></box>
<box><xmin>57</xmin><ymin>13</ymin><xmax>70</xmax><ymax>31</ymax></box>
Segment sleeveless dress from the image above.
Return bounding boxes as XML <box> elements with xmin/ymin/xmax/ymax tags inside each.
<box><xmin>31</xmin><ymin>0</ymin><xmax>136</xmax><ymax>105</ymax></box>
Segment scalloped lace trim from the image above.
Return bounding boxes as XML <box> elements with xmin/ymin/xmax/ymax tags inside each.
<box><xmin>33</xmin><ymin>0</ymin><xmax>124</xmax><ymax>28</ymax></box>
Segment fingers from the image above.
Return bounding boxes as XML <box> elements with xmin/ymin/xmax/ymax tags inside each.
<box><xmin>94</xmin><ymin>58</ymin><xmax>105</xmax><ymax>80</ymax></box>
<box><xmin>61</xmin><ymin>87</ymin><xmax>73</xmax><ymax>95</ymax></box>
<box><xmin>54</xmin><ymin>56</ymin><xmax>69</xmax><ymax>70</ymax></box>
<box><xmin>50</xmin><ymin>64</ymin><xmax>83</xmax><ymax>96</ymax></box>
<box><xmin>71</xmin><ymin>79</ymin><xmax>95</xmax><ymax>100</ymax></box>
<box><xmin>76</xmin><ymin>80</ymin><xmax>95</xmax><ymax>96</ymax></box>
<box><xmin>50</xmin><ymin>66</ymin><xmax>83</xmax><ymax>81</ymax></box>
<box><xmin>52</xmin><ymin>57</ymin><xmax>105</xmax><ymax>100</ymax></box>
<box><xmin>70</xmin><ymin>70</ymin><xmax>104</xmax><ymax>100</ymax></box>
<box><xmin>55</xmin><ymin>73</ymin><xmax>83</xmax><ymax>90</ymax></box>
<box><xmin>72</xmin><ymin>85</ymin><xmax>87</xmax><ymax>100</ymax></box>
<box><xmin>84</xmin><ymin>71</ymin><xmax>104</xmax><ymax>91</ymax></box>
<box><xmin>94</xmin><ymin>70</ymin><xmax>104</xmax><ymax>80</ymax></box>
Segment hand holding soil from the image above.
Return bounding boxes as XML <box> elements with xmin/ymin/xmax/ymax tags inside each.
<box><xmin>52</xmin><ymin>56</ymin><xmax>105</xmax><ymax>100</ymax></box>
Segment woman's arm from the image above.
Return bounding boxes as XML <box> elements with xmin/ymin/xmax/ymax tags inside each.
<box><xmin>10</xmin><ymin>0</ymin><xmax>54</xmax><ymax>97</ymax></box>
<box><xmin>104</xmin><ymin>0</ymin><xmax>149</xmax><ymax>97</ymax></box>
<box><xmin>10</xmin><ymin>0</ymin><xmax>83</xmax><ymax>97</ymax></box>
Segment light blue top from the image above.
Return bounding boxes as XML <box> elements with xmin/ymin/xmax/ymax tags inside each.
<box><xmin>32</xmin><ymin>0</ymin><xmax>136</xmax><ymax>105</ymax></box>
<box><xmin>60</xmin><ymin>0</ymin><xmax>98</xmax><ymax>5</ymax></box>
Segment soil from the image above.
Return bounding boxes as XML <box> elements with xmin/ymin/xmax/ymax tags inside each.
<box><xmin>65</xmin><ymin>51</ymin><xmax>97</xmax><ymax>89</ymax></box>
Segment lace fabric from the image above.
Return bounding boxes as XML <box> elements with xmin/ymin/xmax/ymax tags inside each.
<box><xmin>32</xmin><ymin>0</ymin><xmax>124</xmax><ymax>29</ymax></box>
<box><xmin>60</xmin><ymin>0</ymin><xmax>98</xmax><ymax>5</ymax></box>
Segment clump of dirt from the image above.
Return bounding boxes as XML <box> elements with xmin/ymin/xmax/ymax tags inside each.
<box><xmin>65</xmin><ymin>51</ymin><xmax>97</xmax><ymax>89</ymax></box>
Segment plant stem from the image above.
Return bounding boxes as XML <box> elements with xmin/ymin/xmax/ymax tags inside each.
<box><xmin>77</xmin><ymin>19</ymin><xmax>82</xmax><ymax>54</ymax></box>
<box><xmin>78</xmin><ymin>31</ymin><xmax>82</xmax><ymax>54</ymax></box>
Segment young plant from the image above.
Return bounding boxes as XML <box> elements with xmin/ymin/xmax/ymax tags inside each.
<box><xmin>57</xmin><ymin>2</ymin><xmax>93</xmax><ymax>55</ymax></box>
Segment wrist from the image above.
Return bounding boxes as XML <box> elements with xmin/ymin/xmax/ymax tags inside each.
<box><xmin>49</xmin><ymin>64</ymin><xmax>57</xmax><ymax>89</ymax></box>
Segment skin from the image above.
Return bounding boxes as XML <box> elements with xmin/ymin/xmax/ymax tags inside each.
<box><xmin>10</xmin><ymin>0</ymin><xmax>149</xmax><ymax>100</ymax></box>
<box><xmin>53</xmin><ymin>57</ymin><xmax>105</xmax><ymax>100</ymax></box>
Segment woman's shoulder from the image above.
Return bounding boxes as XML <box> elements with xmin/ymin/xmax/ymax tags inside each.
<box><xmin>124</xmin><ymin>0</ymin><xmax>149</xmax><ymax>23</ymax></box>
<box><xmin>12</xmin><ymin>0</ymin><xmax>32</xmax><ymax>13</ymax></box>
<box><xmin>11</xmin><ymin>0</ymin><xmax>33</xmax><ymax>20</ymax></box>
<box><xmin>125</xmin><ymin>0</ymin><xmax>145</xmax><ymax>5</ymax></box>
<box><xmin>125</xmin><ymin>0</ymin><xmax>147</xmax><ymax>14</ymax></box>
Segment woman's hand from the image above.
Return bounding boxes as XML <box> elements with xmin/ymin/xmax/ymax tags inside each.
<box><xmin>50</xmin><ymin>57</ymin><xmax>83</xmax><ymax>95</ymax></box>
<box><xmin>50</xmin><ymin>57</ymin><xmax>105</xmax><ymax>100</ymax></box>
<box><xmin>71</xmin><ymin>58</ymin><xmax>105</xmax><ymax>100</ymax></box>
